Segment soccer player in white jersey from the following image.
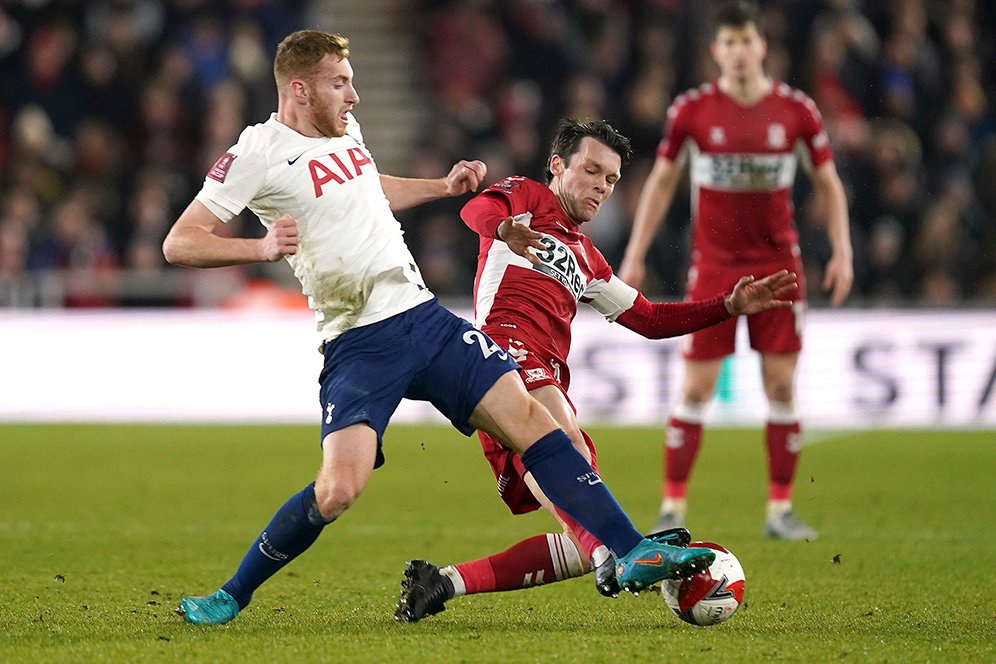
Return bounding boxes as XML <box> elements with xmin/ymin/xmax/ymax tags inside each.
<box><xmin>163</xmin><ymin>29</ymin><xmax>719</xmax><ymax>626</ymax></box>
<box><xmin>618</xmin><ymin>1</ymin><xmax>853</xmax><ymax>540</ymax></box>
<box><xmin>394</xmin><ymin>118</ymin><xmax>798</xmax><ymax>622</ymax></box>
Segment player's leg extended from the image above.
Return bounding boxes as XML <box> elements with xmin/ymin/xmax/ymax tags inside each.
<box><xmin>395</xmin><ymin>482</ymin><xmax>589</xmax><ymax>622</ymax></box>
<box><xmin>518</xmin><ymin>389</ymin><xmax>615</xmax><ymax>597</ymax></box>
<box><xmin>760</xmin><ymin>351</ymin><xmax>816</xmax><ymax>540</ymax></box>
<box><xmin>464</xmin><ymin>385</ymin><xmax>601</xmax><ymax>587</ymax></box>
<box><xmin>396</xmin><ymin>387</ymin><xmax>596</xmax><ymax>622</ymax></box>
<box><xmin>178</xmin><ymin>425</ymin><xmax>376</xmax><ymax>624</ymax></box>
<box><xmin>657</xmin><ymin>358</ymin><xmax>722</xmax><ymax>531</ymax></box>
<box><xmin>469</xmin><ymin>373</ymin><xmax>714</xmax><ymax>592</ymax></box>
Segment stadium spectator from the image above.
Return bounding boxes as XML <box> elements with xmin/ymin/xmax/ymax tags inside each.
<box><xmin>617</xmin><ymin>1</ymin><xmax>852</xmax><ymax>540</ymax></box>
<box><xmin>413</xmin><ymin>0</ymin><xmax>995</xmax><ymax>304</ymax></box>
<box><xmin>0</xmin><ymin>0</ymin><xmax>993</xmax><ymax>306</ymax></box>
<box><xmin>27</xmin><ymin>192</ymin><xmax>118</xmax><ymax>307</ymax></box>
<box><xmin>0</xmin><ymin>219</ymin><xmax>32</xmax><ymax>305</ymax></box>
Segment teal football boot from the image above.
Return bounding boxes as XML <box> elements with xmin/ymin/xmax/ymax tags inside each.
<box><xmin>176</xmin><ymin>589</ymin><xmax>240</xmax><ymax>625</ymax></box>
<box><xmin>614</xmin><ymin>538</ymin><xmax>716</xmax><ymax>593</ymax></box>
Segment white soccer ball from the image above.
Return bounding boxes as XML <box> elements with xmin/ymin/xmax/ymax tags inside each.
<box><xmin>661</xmin><ymin>541</ymin><xmax>745</xmax><ymax>626</ymax></box>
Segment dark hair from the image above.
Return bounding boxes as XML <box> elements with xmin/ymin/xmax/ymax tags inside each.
<box><xmin>544</xmin><ymin>118</ymin><xmax>633</xmax><ymax>183</ymax></box>
<box><xmin>710</xmin><ymin>1</ymin><xmax>764</xmax><ymax>39</ymax></box>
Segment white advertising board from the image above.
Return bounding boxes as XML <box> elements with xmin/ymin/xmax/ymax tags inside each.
<box><xmin>1</xmin><ymin>308</ymin><xmax>994</xmax><ymax>428</ymax></box>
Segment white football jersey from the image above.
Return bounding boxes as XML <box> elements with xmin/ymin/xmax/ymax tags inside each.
<box><xmin>196</xmin><ymin>113</ymin><xmax>433</xmax><ymax>344</ymax></box>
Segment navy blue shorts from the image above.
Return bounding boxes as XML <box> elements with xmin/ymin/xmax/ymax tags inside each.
<box><xmin>318</xmin><ymin>299</ymin><xmax>518</xmax><ymax>468</ymax></box>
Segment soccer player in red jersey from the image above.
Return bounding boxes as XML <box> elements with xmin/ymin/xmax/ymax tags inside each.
<box><xmin>618</xmin><ymin>1</ymin><xmax>853</xmax><ymax>540</ymax></box>
<box><xmin>394</xmin><ymin>117</ymin><xmax>798</xmax><ymax>622</ymax></box>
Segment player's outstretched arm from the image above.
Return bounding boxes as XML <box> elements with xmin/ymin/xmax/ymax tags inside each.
<box><xmin>380</xmin><ymin>160</ymin><xmax>487</xmax><ymax>212</ymax></box>
<box><xmin>163</xmin><ymin>201</ymin><xmax>298</xmax><ymax>268</ymax></box>
<box><xmin>724</xmin><ymin>270</ymin><xmax>798</xmax><ymax>316</ymax></box>
<box><xmin>612</xmin><ymin>270</ymin><xmax>797</xmax><ymax>340</ymax></box>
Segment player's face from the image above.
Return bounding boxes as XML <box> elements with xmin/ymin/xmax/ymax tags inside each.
<box><xmin>303</xmin><ymin>54</ymin><xmax>359</xmax><ymax>137</ymax></box>
<box><xmin>550</xmin><ymin>137</ymin><xmax>622</xmax><ymax>224</ymax></box>
<box><xmin>711</xmin><ymin>23</ymin><xmax>767</xmax><ymax>82</ymax></box>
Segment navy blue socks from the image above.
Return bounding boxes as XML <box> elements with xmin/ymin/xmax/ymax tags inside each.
<box><xmin>217</xmin><ymin>431</ymin><xmax>643</xmax><ymax>611</ymax></box>
<box><xmin>221</xmin><ymin>482</ymin><xmax>330</xmax><ymax>610</ymax></box>
<box><xmin>520</xmin><ymin>430</ymin><xmax>643</xmax><ymax>556</ymax></box>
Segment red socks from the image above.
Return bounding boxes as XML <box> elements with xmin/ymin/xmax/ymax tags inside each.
<box><xmin>449</xmin><ymin>533</ymin><xmax>584</xmax><ymax>595</ymax></box>
<box><xmin>664</xmin><ymin>416</ymin><xmax>703</xmax><ymax>499</ymax></box>
<box><xmin>766</xmin><ymin>420</ymin><xmax>801</xmax><ymax>501</ymax></box>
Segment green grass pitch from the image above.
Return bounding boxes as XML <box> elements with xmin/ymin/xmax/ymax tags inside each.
<box><xmin>1</xmin><ymin>424</ymin><xmax>993</xmax><ymax>662</ymax></box>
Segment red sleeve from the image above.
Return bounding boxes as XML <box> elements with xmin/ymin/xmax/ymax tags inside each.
<box><xmin>616</xmin><ymin>293</ymin><xmax>731</xmax><ymax>339</ymax></box>
<box><xmin>657</xmin><ymin>93</ymin><xmax>692</xmax><ymax>161</ymax></box>
<box><xmin>460</xmin><ymin>191</ymin><xmax>511</xmax><ymax>238</ymax></box>
<box><xmin>797</xmin><ymin>94</ymin><xmax>833</xmax><ymax>168</ymax></box>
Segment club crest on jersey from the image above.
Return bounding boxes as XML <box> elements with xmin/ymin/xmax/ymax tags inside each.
<box><xmin>767</xmin><ymin>123</ymin><xmax>787</xmax><ymax>149</ymax></box>
<box><xmin>709</xmin><ymin>126</ymin><xmax>726</xmax><ymax>145</ymax></box>
<box><xmin>491</xmin><ymin>176</ymin><xmax>527</xmax><ymax>194</ymax></box>
<box><xmin>523</xmin><ymin>367</ymin><xmax>549</xmax><ymax>383</ymax></box>
<box><xmin>207</xmin><ymin>152</ymin><xmax>236</xmax><ymax>182</ymax></box>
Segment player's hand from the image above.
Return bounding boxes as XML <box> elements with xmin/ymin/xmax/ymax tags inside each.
<box><xmin>497</xmin><ymin>216</ymin><xmax>545</xmax><ymax>266</ymax></box>
<box><xmin>725</xmin><ymin>269</ymin><xmax>797</xmax><ymax>316</ymax></box>
<box><xmin>617</xmin><ymin>255</ymin><xmax>646</xmax><ymax>288</ymax></box>
<box><xmin>259</xmin><ymin>214</ymin><xmax>299</xmax><ymax>261</ymax></box>
<box><xmin>444</xmin><ymin>160</ymin><xmax>487</xmax><ymax>196</ymax></box>
<box><xmin>823</xmin><ymin>251</ymin><xmax>853</xmax><ymax>306</ymax></box>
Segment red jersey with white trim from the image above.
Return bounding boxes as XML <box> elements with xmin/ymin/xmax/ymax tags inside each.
<box><xmin>462</xmin><ymin>177</ymin><xmax>638</xmax><ymax>387</ymax></box>
<box><xmin>659</xmin><ymin>80</ymin><xmax>833</xmax><ymax>266</ymax></box>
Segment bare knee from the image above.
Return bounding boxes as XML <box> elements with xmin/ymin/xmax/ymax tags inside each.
<box><xmin>681</xmin><ymin>360</ymin><xmax>722</xmax><ymax>404</ymax></box>
<box><xmin>763</xmin><ymin>371</ymin><xmax>796</xmax><ymax>403</ymax></box>
<box><xmin>525</xmin><ymin>393</ymin><xmax>557</xmax><ymax>430</ymax></box>
<box><xmin>314</xmin><ymin>478</ymin><xmax>365</xmax><ymax>520</ymax></box>
<box><xmin>505</xmin><ymin>394</ymin><xmax>560</xmax><ymax>455</ymax></box>
<box><xmin>766</xmin><ymin>382</ymin><xmax>794</xmax><ymax>403</ymax></box>
<box><xmin>682</xmin><ymin>373</ymin><xmax>718</xmax><ymax>404</ymax></box>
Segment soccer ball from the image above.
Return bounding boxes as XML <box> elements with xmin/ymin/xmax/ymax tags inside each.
<box><xmin>661</xmin><ymin>541</ymin><xmax>745</xmax><ymax>626</ymax></box>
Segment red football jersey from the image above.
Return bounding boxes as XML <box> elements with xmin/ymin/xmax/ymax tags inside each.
<box><xmin>659</xmin><ymin>80</ymin><xmax>833</xmax><ymax>266</ymax></box>
<box><xmin>461</xmin><ymin>177</ymin><xmax>638</xmax><ymax>389</ymax></box>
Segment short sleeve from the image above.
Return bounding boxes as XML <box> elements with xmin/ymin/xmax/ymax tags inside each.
<box><xmin>797</xmin><ymin>94</ymin><xmax>833</xmax><ymax>169</ymax></box>
<box><xmin>194</xmin><ymin>127</ymin><xmax>268</xmax><ymax>222</ymax></box>
<box><xmin>657</xmin><ymin>95</ymin><xmax>692</xmax><ymax>162</ymax></box>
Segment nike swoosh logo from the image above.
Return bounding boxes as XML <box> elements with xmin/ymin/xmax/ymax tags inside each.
<box><xmin>287</xmin><ymin>153</ymin><xmax>304</xmax><ymax>165</ymax></box>
<box><xmin>633</xmin><ymin>553</ymin><xmax>665</xmax><ymax>566</ymax></box>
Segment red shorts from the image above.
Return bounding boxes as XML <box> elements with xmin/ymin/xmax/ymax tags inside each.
<box><xmin>477</xmin><ymin>334</ymin><xmax>597</xmax><ymax>514</ymax></box>
<box><xmin>684</xmin><ymin>258</ymin><xmax>806</xmax><ymax>360</ymax></box>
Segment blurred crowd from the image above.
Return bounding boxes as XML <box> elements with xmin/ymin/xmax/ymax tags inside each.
<box><xmin>411</xmin><ymin>0</ymin><xmax>996</xmax><ymax>305</ymax></box>
<box><xmin>0</xmin><ymin>0</ymin><xmax>307</xmax><ymax>307</ymax></box>
<box><xmin>1</xmin><ymin>1</ymin><xmax>994</xmax><ymax>308</ymax></box>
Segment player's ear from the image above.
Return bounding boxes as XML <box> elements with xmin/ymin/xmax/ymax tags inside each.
<box><xmin>288</xmin><ymin>78</ymin><xmax>308</xmax><ymax>104</ymax></box>
<box><xmin>549</xmin><ymin>154</ymin><xmax>565</xmax><ymax>178</ymax></box>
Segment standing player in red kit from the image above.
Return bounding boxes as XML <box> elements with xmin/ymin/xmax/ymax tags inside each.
<box><xmin>395</xmin><ymin>118</ymin><xmax>797</xmax><ymax>622</ymax></box>
<box><xmin>618</xmin><ymin>1</ymin><xmax>853</xmax><ymax>540</ymax></box>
